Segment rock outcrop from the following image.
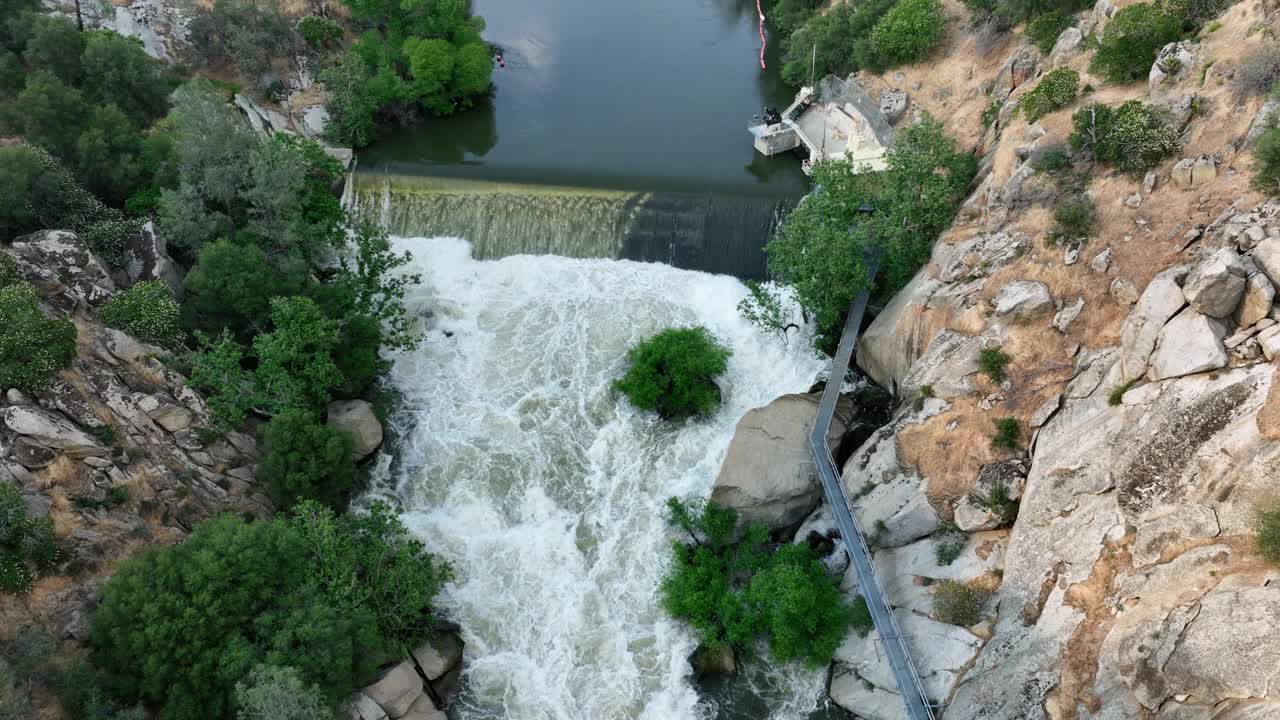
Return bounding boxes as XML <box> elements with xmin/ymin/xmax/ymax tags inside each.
<box><xmin>711</xmin><ymin>393</ymin><xmax>851</xmax><ymax>531</ymax></box>
<box><xmin>346</xmin><ymin>628</ymin><xmax>465</xmax><ymax>720</ymax></box>
<box><xmin>327</xmin><ymin>400</ymin><xmax>385</xmax><ymax>461</ymax></box>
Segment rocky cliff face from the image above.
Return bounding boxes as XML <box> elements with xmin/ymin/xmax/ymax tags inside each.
<box><xmin>0</xmin><ymin>230</ymin><xmax>270</xmax><ymax>651</ymax></box>
<box><xmin>715</xmin><ymin>0</ymin><xmax>1280</xmax><ymax>716</ymax></box>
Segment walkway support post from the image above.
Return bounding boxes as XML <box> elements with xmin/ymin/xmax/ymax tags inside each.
<box><xmin>807</xmin><ymin>259</ymin><xmax>937</xmax><ymax>720</ymax></box>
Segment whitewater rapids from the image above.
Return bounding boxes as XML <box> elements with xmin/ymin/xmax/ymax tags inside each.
<box><xmin>381</xmin><ymin>236</ymin><xmax>833</xmax><ymax>720</ymax></box>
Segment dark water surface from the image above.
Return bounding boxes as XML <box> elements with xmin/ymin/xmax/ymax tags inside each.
<box><xmin>353</xmin><ymin>0</ymin><xmax>811</xmax><ymax>277</ymax></box>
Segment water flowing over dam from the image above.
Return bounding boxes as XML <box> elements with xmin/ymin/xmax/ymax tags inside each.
<box><xmin>377</xmin><ymin>237</ymin><xmax>837</xmax><ymax>720</ymax></box>
<box><xmin>347</xmin><ymin>173</ymin><xmax>792</xmax><ymax>278</ymax></box>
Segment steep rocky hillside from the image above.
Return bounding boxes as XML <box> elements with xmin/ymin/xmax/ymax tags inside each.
<box><xmin>716</xmin><ymin>0</ymin><xmax>1280</xmax><ymax>717</ymax></box>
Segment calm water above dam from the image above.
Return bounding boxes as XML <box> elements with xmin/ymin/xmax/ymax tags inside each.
<box><xmin>353</xmin><ymin>0</ymin><xmax>811</xmax><ymax>277</ymax></box>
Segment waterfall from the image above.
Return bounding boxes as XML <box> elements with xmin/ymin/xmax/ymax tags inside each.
<box><xmin>346</xmin><ymin>173</ymin><xmax>791</xmax><ymax>279</ymax></box>
<box><xmin>378</xmin><ymin>236</ymin><xmax>832</xmax><ymax>720</ymax></box>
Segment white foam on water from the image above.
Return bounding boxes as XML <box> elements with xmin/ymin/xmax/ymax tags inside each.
<box><xmin>383</xmin><ymin>236</ymin><xmax>831</xmax><ymax>720</ymax></box>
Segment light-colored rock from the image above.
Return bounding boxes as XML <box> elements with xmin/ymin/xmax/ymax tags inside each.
<box><xmin>1117</xmin><ymin>266</ymin><xmax>1189</xmax><ymax>380</ymax></box>
<box><xmin>345</xmin><ymin>693</ymin><xmax>390</xmax><ymax>720</ymax></box>
<box><xmin>1143</xmin><ymin>171</ymin><xmax>1158</xmax><ymax>194</ymax></box>
<box><xmin>1125</xmin><ymin>192</ymin><xmax>1143</xmax><ymax>208</ymax></box>
<box><xmin>829</xmin><ymin>665</ymin><xmax>904</xmax><ymax>720</ymax></box>
<box><xmin>300</xmin><ymin>105</ymin><xmax>331</xmax><ymax>139</ymax></box>
<box><xmin>1258</xmin><ymin>325</ymin><xmax>1280</xmax><ymax>361</ymax></box>
<box><xmin>955</xmin><ymin>497</ymin><xmax>1000</xmax><ymax>531</ymax></box>
<box><xmin>1147</xmin><ymin>309</ymin><xmax>1227</xmax><ymax>381</ymax></box>
<box><xmin>1182</xmin><ymin>248</ymin><xmax>1247</xmax><ymax>318</ymax></box>
<box><xmin>361</xmin><ymin>661</ymin><xmax>424</xmax><ymax>719</ymax></box>
<box><xmin>1172</xmin><ymin>156</ymin><xmax>1217</xmax><ymax>189</ymax></box>
<box><xmin>993</xmin><ymin>280</ymin><xmax>1054</xmax><ymax>320</ymax></box>
<box><xmin>1049</xmin><ymin>27</ymin><xmax>1083</xmax><ymax>66</ymax></box>
<box><xmin>1091</xmin><ymin>248</ymin><xmax>1113</xmax><ymax>273</ymax></box>
<box><xmin>1</xmin><ymin>407</ymin><xmax>108</xmax><ymax>458</ymax></box>
<box><xmin>1234</xmin><ymin>273</ymin><xmax>1275</xmax><ymax>328</ymax></box>
<box><xmin>8</xmin><ymin>230</ymin><xmax>116</xmax><ymax>312</ymax></box>
<box><xmin>411</xmin><ymin>632</ymin><xmax>464</xmax><ymax>680</ymax></box>
<box><xmin>879</xmin><ymin>88</ymin><xmax>908</xmax><ymax>124</ymax></box>
<box><xmin>1131</xmin><ymin>504</ymin><xmax>1219</xmax><ymax>566</ymax></box>
<box><xmin>1149</xmin><ymin>42</ymin><xmax>1193</xmax><ymax>95</ymax></box>
<box><xmin>841</xmin><ymin>403</ymin><xmax>945</xmax><ymax>547</ymax></box>
<box><xmin>712</xmin><ymin>394</ymin><xmax>846</xmax><ymax>531</ymax></box>
<box><xmin>1246</xmin><ymin>98</ymin><xmax>1279</xmax><ymax>145</ymax></box>
<box><xmin>899</xmin><ymin>330</ymin><xmax>983</xmax><ymax>399</ymax></box>
<box><xmin>399</xmin><ymin>695</ymin><xmax>446</xmax><ymax>720</ymax></box>
<box><xmin>1053</xmin><ymin>297</ymin><xmax>1085</xmax><ymax>332</ymax></box>
<box><xmin>1110</xmin><ymin>277</ymin><xmax>1141</xmax><ymax>305</ymax></box>
<box><xmin>327</xmin><ymin>400</ymin><xmax>384</xmax><ymax>460</ymax></box>
<box><xmin>1065</xmin><ymin>245</ymin><xmax>1081</xmax><ymax>265</ymax></box>
<box><xmin>1251</xmin><ymin>237</ymin><xmax>1280</xmax><ymax>288</ymax></box>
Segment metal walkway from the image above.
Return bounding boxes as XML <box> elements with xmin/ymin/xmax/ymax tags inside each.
<box><xmin>807</xmin><ymin>283</ymin><xmax>937</xmax><ymax>720</ymax></box>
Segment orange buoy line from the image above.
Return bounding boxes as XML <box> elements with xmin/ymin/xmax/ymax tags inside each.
<box><xmin>756</xmin><ymin>0</ymin><xmax>766</xmax><ymax>69</ymax></box>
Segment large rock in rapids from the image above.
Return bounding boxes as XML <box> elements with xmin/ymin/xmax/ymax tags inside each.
<box><xmin>711</xmin><ymin>393</ymin><xmax>848</xmax><ymax>531</ymax></box>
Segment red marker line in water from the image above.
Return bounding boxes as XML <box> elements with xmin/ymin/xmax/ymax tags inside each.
<box><xmin>756</xmin><ymin>0</ymin><xmax>767</xmax><ymax>69</ymax></box>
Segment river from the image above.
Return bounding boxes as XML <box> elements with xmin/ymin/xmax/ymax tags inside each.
<box><xmin>351</xmin><ymin>0</ymin><xmax>810</xmax><ymax>278</ymax></box>
<box><xmin>363</xmin><ymin>1</ymin><xmax>845</xmax><ymax>718</ymax></box>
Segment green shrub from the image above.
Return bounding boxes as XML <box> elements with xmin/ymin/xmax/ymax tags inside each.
<box><xmin>935</xmin><ymin>539</ymin><xmax>965</xmax><ymax>566</ymax></box>
<box><xmin>780</xmin><ymin>0</ymin><xmax>897</xmax><ymax>84</ymax></box>
<box><xmin>298</xmin><ymin>16</ymin><xmax>343</xmax><ymax>50</ymax></box>
<box><xmin>1108</xmin><ymin>378</ymin><xmax>1139</xmax><ymax>405</ymax></box>
<box><xmin>849</xmin><ymin>595</ymin><xmax>874</xmax><ymax>637</ymax></box>
<box><xmin>980</xmin><ymin>98</ymin><xmax>1002</xmax><ymax>129</ymax></box>
<box><xmin>614</xmin><ymin>327</ymin><xmax>731</xmax><ymax>420</ymax></box>
<box><xmin>1025</xmin><ymin>11</ymin><xmax>1071</xmax><ymax>53</ymax></box>
<box><xmin>1254</xmin><ymin>501</ymin><xmax>1280</xmax><ymax>563</ymax></box>
<box><xmin>99</xmin><ymin>280</ymin><xmax>183</xmax><ymax>349</ymax></box>
<box><xmin>0</xmin><ymin>252</ymin><xmax>20</xmax><ymax>289</ymax></box>
<box><xmin>0</xmin><ymin>483</ymin><xmax>59</xmax><ymax>594</ymax></box>
<box><xmin>1251</xmin><ymin>125</ymin><xmax>1280</xmax><ymax>196</ymax></box>
<box><xmin>992</xmin><ymin>417</ymin><xmax>1021</xmax><ymax>451</ymax></box>
<box><xmin>90</xmin><ymin>502</ymin><xmax>450</xmax><ymax>720</ymax></box>
<box><xmin>1236</xmin><ymin>46</ymin><xmax>1280</xmax><ymax>96</ymax></box>
<box><xmin>931</xmin><ymin>580</ymin><xmax>990</xmax><ymax>626</ymax></box>
<box><xmin>1088</xmin><ymin>3</ymin><xmax>1182</xmax><ymax>84</ymax></box>
<box><xmin>259</xmin><ymin>409</ymin><xmax>357</xmax><ymax>511</ymax></box>
<box><xmin>660</xmin><ymin>498</ymin><xmax>852</xmax><ymax>667</ymax></box>
<box><xmin>737</xmin><ymin>281</ymin><xmax>790</xmax><ymax>341</ymax></box>
<box><xmin>978</xmin><ymin>346</ymin><xmax>1011</xmax><ymax>382</ymax></box>
<box><xmin>985</xmin><ymin>483</ymin><xmax>1019</xmax><ymax>524</ymax></box>
<box><xmin>1018</xmin><ymin>67</ymin><xmax>1079</xmax><ymax>122</ymax></box>
<box><xmin>0</xmin><ymin>284</ymin><xmax>77</xmax><ymax>394</ymax></box>
<box><xmin>81</xmin><ymin>220</ymin><xmax>141</xmax><ymax>269</ymax></box>
<box><xmin>59</xmin><ymin>660</ymin><xmax>146</xmax><ymax>720</ymax></box>
<box><xmin>1049</xmin><ymin>193</ymin><xmax>1097</xmax><ymax>244</ymax></box>
<box><xmin>869</xmin><ymin>0</ymin><xmax>947</xmax><ymax>68</ymax></box>
<box><xmin>234</xmin><ymin>664</ymin><xmax>332</xmax><ymax>720</ymax></box>
<box><xmin>183</xmin><ymin>239</ymin><xmax>309</xmax><ymax>341</ymax></box>
<box><xmin>1070</xmin><ymin>101</ymin><xmax>1180</xmax><ymax>173</ymax></box>
<box><xmin>1032</xmin><ymin>147</ymin><xmax>1071</xmax><ymax>173</ymax></box>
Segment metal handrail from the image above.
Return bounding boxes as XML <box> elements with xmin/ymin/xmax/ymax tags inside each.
<box><xmin>807</xmin><ymin>263</ymin><xmax>937</xmax><ymax>720</ymax></box>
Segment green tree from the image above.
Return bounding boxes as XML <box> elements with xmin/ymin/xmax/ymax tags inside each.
<box><xmin>0</xmin><ymin>284</ymin><xmax>77</xmax><ymax>394</ymax></box>
<box><xmin>869</xmin><ymin>0</ymin><xmax>947</xmax><ymax>69</ymax></box>
<box><xmin>73</xmin><ymin>103</ymin><xmax>148</xmax><ymax>204</ymax></box>
<box><xmin>79</xmin><ymin>30</ymin><xmax>168</xmax><ymax>125</ymax></box>
<box><xmin>0</xmin><ymin>482</ymin><xmax>59</xmax><ymax>594</ymax></box>
<box><xmin>188</xmin><ymin>330</ymin><xmax>255</xmax><ymax>430</ymax></box>
<box><xmin>319</xmin><ymin>51</ymin><xmax>380</xmax><ymax>148</ymax></box>
<box><xmin>89</xmin><ymin>514</ymin><xmax>380</xmax><ymax>720</ymax></box>
<box><xmin>767</xmin><ymin>116</ymin><xmax>975</xmax><ymax>344</ymax></box>
<box><xmin>1089</xmin><ymin>2</ymin><xmax>1181</xmax><ymax>83</ymax></box>
<box><xmin>660</xmin><ymin>498</ymin><xmax>850</xmax><ymax>667</ymax></box>
<box><xmin>0</xmin><ymin>144</ymin><xmax>118</xmax><ymax>238</ymax></box>
<box><xmin>98</xmin><ymin>280</ymin><xmax>184</xmax><ymax>350</ymax></box>
<box><xmin>183</xmin><ymin>239</ymin><xmax>309</xmax><ymax>340</ymax></box>
<box><xmin>21</xmin><ymin>13</ymin><xmax>83</xmax><ymax>85</ymax></box>
<box><xmin>613</xmin><ymin>327</ymin><xmax>731</xmax><ymax>420</ymax></box>
<box><xmin>8</xmin><ymin>70</ymin><xmax>86</xmax><ymax>158</ymax></box>
<box><xmin>1025</xmin><ymin>10</ymin><xmax>1071</xmax><ymax>53</ymax></box>
<box><xmin>251</xmin><ymin>297</ymin><xmax>344</xmax><ymax>415</ymax></box>
<box><xmin>259</xmin><ymin>409</ymin><xmax>358</xmax><ymax>511</ymax></box>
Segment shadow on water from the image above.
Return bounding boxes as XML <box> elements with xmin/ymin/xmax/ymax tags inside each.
<box><xmin>699</xmin><ymin>670</ymin><xmax>859</xmax><ymax>720</ymax></box>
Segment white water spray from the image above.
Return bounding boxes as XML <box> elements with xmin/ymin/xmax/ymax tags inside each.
<box><xmin>381</xmin><ymin>237</ymin><xmax>832</xmax><ymax>720</ymax></box>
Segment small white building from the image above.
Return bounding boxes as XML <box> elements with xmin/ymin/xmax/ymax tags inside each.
<box><xmin>749</xmin><ymin>75</ymin><xmax>895</xmax><ymax>174</ymax></box>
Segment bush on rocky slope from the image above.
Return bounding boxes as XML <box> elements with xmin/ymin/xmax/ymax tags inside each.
<box><xmin>1235</xmin><ymin>46</ymin><xmax>1280</xmax><ymax>97</ymax></box>
<box><xmin>0</xmin><ymin>283</ymin><xmax>77</xmax><ymax>394</ymax></box>
<box><xmin>869</xmin><ymin>0</ymin><xmax>948</xmax><ymax>69</ymax></box>
<box><xmin>1252</xmin><ymin>124</ymin><xmax>1280</xmax><ymax>196</ymax></box>
<box><xmin>0</xmin><ymin>483</ymin><xmax>59</xmax><ymax>594</ymax></box>
<box><xmin>1070</xmin><ymin>100</ymin><xmax>1180</xmax><ymax>173</ymax></box>
<box><xmin>99</xmin><ymin>280</ymin><xmax>184</xmax><ymax>350</ymax></box>
<box><xmin>1089</xmin><ymin>2</ymin><xmax>1182</xmax><ymax>83</ymax></box>
<box><xmin>259</xmin><ymin>409</ymin><xmax>358</xmax><ymax>511</ymax></box>
<box><xmin>1018</xmin><ymin>67</ymin><xmax>1079</xmax><ymax>122</ymax></box>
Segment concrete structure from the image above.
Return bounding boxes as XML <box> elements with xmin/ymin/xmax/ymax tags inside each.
<box><xmin>749</xmin><ymin>76</ymin><xmax>895</xmax><ymax>174</ymax></box>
